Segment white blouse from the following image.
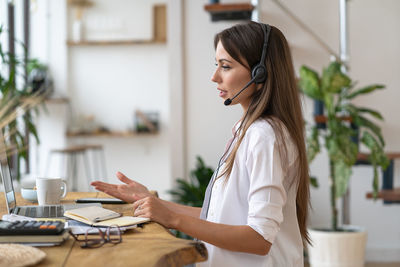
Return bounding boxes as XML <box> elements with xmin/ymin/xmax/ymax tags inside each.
<box><xmin>198</xmin><ymin>119</ymin><xmax>304</xmax><ymax>267</ymax></box>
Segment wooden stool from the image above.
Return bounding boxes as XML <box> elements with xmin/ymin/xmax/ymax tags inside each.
<box><xmin>45</xmin><ymin>145</ymin><xmax>107</xmax><ymax>191</ymax></box>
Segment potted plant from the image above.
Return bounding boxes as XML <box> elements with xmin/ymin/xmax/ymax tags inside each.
<box><xmin>299</xmin><ymin>61</ymin><xmax>389</xmax><ymax>267</ymax></box>
<box><xmin>168</xmin><ymin>156</ymin><xmax>214</xmax><ymax>239</ymax></box>
<box><xmin>0</xmin><ymin>25</ymin><xmax>45</xmax><ymax>182</ymax></box>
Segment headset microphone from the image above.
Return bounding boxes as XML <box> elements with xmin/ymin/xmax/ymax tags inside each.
<box><xmin>224</xmin><ymin>71</ymin><xmax>263</xmax><ymax>106</ymax></box>
<box><xmin>224</xmin><ymin>23</ymin><xmax>271</xmax><ymax>106</ymax></box>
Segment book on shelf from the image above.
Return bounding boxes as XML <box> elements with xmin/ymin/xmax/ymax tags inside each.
<box><xmin>64</xmin><ymin>206</ymin><xmax>150</xmax><ymax>227</ymax></box>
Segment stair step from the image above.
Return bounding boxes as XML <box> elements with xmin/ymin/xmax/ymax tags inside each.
<box><xmin>357</xmin><ymin>153</ymin><xmax>400</xmax><ymax>161</ymax></box>
<box><xmin>366</xmin><ymin>188</ymin><xmax>400</xmax><ymax>202</ymax></box>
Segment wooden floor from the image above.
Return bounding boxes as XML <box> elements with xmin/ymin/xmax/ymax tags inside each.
<box><xmin>305</xmin><ymin>263</ymin><xmax>400</xmax><ymax>267</ymax></box>
<box><xmin>365</xmin><ymin>264</ymin><xmax>400</xmax><ymax>267</ymax></box>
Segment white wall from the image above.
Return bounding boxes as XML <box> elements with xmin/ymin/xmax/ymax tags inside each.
<box><xmin>27</xmin><ymin>0</ymin><xmax>172</xmax><ymax>199</ymax></box>
<box><xmin>183</xmin><ymin>0</ymin><xmax>400</xmax><ymax>262</ymax></box>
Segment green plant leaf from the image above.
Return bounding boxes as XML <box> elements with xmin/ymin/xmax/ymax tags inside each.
<box><xmin>310</xmin><ymin>176</ymin><xmax>319</xmax><ymax>188</ymax></box>
<box><xmin>323</xmin><ymin>93</ymin><xmax>334</xmax><ymax>114</ymax></box>
<box><xmin>356</xmin><ymin>107</ymin><xmax>384</xmax><ymax>120</ymax></box>
<box><xmin>353</xmin><ymin>115</ymin><xmax>385</xmax><ymax>146</ymax></box>
<box><xmin>322</xmin><ymin>62</ymin><xmax>351</xmax><ymax>94</ymax></box>
<box><xmin>306</xmin><ymin>126</ymin><xmax>320</xmax><ymax>163</ymax></box>
<box><xmin>360</xmin><ymin>131</ymin><xmax>389</xmax><ymax>169</ymax></box>
<box><xmin>334</xmin><ymin>160</ymin><xmax>352</xmax><ymax>198</ymax></box>
<box><xmin>329</xmin><ymin>72</ymin><xmax>351</xmax><ymax>93</ymax></box>
<box><xmin>299</xmin><ymin>66</ymin><xmax>322</xmax><ymax>100</ymax></box>
<box><xmin>372</xmin><ymin>162</ymin><xmax>379</xmax><ymax>200</ymax></box>
<box><xmin>169</xmin><ymin>156</ymin><xmax>213</xmax><ymax>208</ymax></box>
<box><xmin>346</xmin><ymin>84</ymin><xmax>385</xmax><ymax>99</ymax></box>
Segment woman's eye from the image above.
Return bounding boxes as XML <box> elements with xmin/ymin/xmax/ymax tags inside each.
<box><xmin>214</xmin><ymin>63</ymin><xmax>231</xmax><ymax>70</ymax></box>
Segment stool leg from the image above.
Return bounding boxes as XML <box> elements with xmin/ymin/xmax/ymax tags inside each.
<box><xmin>92</xmin><ymin>149</ymin><xmax>99</xmax><ymax>180</ymax></box>
<box><xmin>66</xmin><ymin>153</ymin><xmax>73</xmax><ymax>191</ymax></box>
<box><xmin>82</xmin><ymin>151</ymin><xmax>93</xmax><ymax>190</ymax></box>
<box><xmin>61</xmin><ymin>153</ymin><xmax>66</xmax><ymax>180</ymax></box>
<box><xmin>71</xmin><ymin>154</ymin><xmax>78</xmax><ymax>191</ymax></box>
<box><xmin>100</xmin><ymin>149</ymin><xmax>108</xmax><ymax>182</ymax></box>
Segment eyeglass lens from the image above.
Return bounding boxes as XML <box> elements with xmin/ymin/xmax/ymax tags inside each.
<box><xmin>70</xmin><ymin>225</ymin><xmax>122</xmax><ymax>248</ymax></box>
<box><xmin>106</xmin><ymin>226</ymin><xmax>122</xmax><ymax>243</ymax></box>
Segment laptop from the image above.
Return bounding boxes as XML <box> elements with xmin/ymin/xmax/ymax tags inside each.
<box><xmin>0</xmin><ymin>135</ymin><xmax>100</xmax><ymax>218</ymax></box>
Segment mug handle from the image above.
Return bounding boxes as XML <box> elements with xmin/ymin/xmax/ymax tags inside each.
<box><xmin>60</xmin><ymin>181</ymin><xmax>67</xmax><ymax>198</ymax></box>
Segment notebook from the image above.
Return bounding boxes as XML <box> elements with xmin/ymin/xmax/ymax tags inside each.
<box><xmin>64</xmin><ymin>206</ymin><xmax>150</xmax><ymax>227</ymax></box>
<box><xmin>0</xmin><ymin>133</ymin><xmax>100</xmax><ymax>218</ymax></box>
<box><xmin>0</xmin><ymin>230</ymin><xmax>70</xmax><ymax>244</ymax></box>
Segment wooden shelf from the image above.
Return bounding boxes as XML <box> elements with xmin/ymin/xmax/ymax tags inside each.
<box><xmin>204</xmin><ymin>3</ymin><xmax>254</xmax><ymax>21</ymax></box>
<box><xmin>204</xmin><ymin>3</ymin><xmax>254</xmax><ymax>12</ymax></box>
<box><xmin>357</xmin><ymin>152</ymin><xmax>400</xmax><ymax>161</ymax></box>
<box><xmin>67</xmin><ymin>40</ymin><xmax>165</xmax><ymax>46</ymax></box>
<box><xmin>66</xmin><ymin>130</ymin><xmax>158</xmax><ymax>138</ymax></box>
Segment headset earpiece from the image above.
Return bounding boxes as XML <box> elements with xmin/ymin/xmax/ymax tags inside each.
<box><xmin>251</xmin><ymin>23</ymin><xmax>271</xmax><ymax>84</ymax></box>
<box><xmin>251</xmin><ymin>64</ymin><xmax>267</xmax><ymax>84</ymax></box>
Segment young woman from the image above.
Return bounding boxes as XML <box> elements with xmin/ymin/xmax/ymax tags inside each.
<box><xmin>91</xmin><ymin>21</ymin><xmax>310</xmax><ymax>266</ymax></box>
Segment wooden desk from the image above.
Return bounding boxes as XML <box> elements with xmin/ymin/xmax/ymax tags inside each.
<box><xmin>0</xmin><ymin>192</ymin><xmax>207</xmax><ymax>267</ymax></box>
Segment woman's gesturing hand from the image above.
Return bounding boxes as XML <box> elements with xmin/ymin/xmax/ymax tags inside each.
<box><xmin>133</xmin><ymin>196</ymin><xmax>179</xmax><ymax>229</ymax></box>
<box><xmin>91</xmin><ymin>172</ymin><xmax>151</xmax><ymax>203</ymax></box>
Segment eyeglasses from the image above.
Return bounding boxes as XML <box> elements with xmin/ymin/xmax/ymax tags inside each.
<box><xmin>69</xmin><ymin>225</ymin><xmax>122</xmax><ymax>248</ymax></box>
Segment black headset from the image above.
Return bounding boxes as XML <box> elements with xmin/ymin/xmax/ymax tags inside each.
<box><xmin>224</xmin><ymin>23</ymin><xmax>272</xmax><ymax>106</ymax></box>
<box><xmin>251</xmin><ymin>23</ymin><xmax>271</xmax><ymax>84</ymax></box>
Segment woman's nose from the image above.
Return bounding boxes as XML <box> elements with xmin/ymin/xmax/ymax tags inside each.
<box><xmin>211</xmin><ymin>69</ymin><xmax>220</xmax><ymax>83</ymax></box>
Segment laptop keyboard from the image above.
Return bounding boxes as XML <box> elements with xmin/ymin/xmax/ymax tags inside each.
<box><xmin>21</xmin><ymin>205</ymin><xmax>64</xmax><ymax>218</ymax></box>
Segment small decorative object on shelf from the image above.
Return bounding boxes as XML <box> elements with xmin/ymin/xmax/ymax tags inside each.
<box><xmin>154</xmin><ymin>4</ymin><xmax>167</xmax><ymax>43</ymax></box>
<box><xmin>68</xmin><ymin>0</ymin><xmax>94</xmax><ymax>42</ymax></box>
<box><xmin>204</xmin><ymin>2</ymin><xmax>254</xmax><ymax>22</ymax></box>
<box><xmin>134</xmin><ymin>110</ymin><xmax>159</xmax><ymax>133</ymax></box>
<box><xmin>27</xmin><ymin>59</ymin><xmax>54</xmax><ymax>97</ymax></box>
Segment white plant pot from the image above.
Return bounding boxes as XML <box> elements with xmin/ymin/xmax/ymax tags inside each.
<box><xmin>307</xmin><ymin>225</ymin><xmax>367</xmax><ymax>267</ymax></box>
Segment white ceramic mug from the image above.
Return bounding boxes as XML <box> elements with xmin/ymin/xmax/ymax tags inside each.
<box><xmin>36</xmin><ymin>178</ymin><xmax>67</xmax><ymax>205</ymax></box>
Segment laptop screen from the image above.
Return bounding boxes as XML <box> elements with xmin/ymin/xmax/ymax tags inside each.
<box><xmin>0</xmin><ymin>132</ymin><xmax>16</xmax><ymax>213</ymax></box>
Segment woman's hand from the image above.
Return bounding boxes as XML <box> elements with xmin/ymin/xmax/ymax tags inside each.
<box><xmin>132</xmin><ymin>196</ymin><xmax>179</xmax><ymax>229</ymax></box>
<box><xmin>91</xmin><ymin>172</ymin><xmax>151</xmax><ymax>203</ymax></box>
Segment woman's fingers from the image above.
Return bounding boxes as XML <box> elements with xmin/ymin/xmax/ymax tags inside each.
<box><xmin>116</xmin><ymin>172</ymin><xmax>134</xmax><ymax>184</ymax></box>
<box><xmin>132</xmin><ymin>198</ymin><xmax>144</xmax><ymax>211</ymax></box>
<box><xmin>91</xmin><ymin>181</ymin><xmax>124</xmax><ymax>197</ymax></box>
<box><xmin>91</xmin><ymin>181</ymin><xmax>117</xmax><ymax>190</ymax></box>
<box><xmin>103</xmin><ymin>189</ymin><xmax>126</xmax><ymax>200</ymax></box>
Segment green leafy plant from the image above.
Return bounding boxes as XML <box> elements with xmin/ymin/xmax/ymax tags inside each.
<box><xmin>168</xmin><ymin>156</ymin><xmax>213</xmax><ymax>238</ymax></box>
<box><xmin>169</xmin><ymin>156</ymin><xmax>213</xmax><ymax>207</ymax></box>
<box><xmin>299</xmin><ymin>61</ymin><xmax>389</xmax><ymax>231</ymax></box>
<box><xmin>0</xmin><ymin>25</ymin><xmax>44</xmax><ymax>181</ymax></box>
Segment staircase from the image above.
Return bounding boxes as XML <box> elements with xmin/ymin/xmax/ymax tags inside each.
<box><xmin>356</xmin><ymin>153</ymin><xmax>400</xmax><ymax>203</ymax></box>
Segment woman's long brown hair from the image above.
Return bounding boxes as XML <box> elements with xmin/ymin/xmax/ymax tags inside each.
<box><xmin>215</xmin><ymin>22</ymin><xmax>310</xmax><ymax>245</ymax></box>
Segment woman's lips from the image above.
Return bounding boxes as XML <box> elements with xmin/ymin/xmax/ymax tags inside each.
<box><xmin>218</xmin><ymin>89</ymin><xmax>228</xmax><ymax>98</ymax></box>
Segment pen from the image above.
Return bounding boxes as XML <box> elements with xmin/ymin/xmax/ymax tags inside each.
<box><xmin>93</xmin><ymin>213</ymin><xmax>121</xmax><ymax>222</ymax></box>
